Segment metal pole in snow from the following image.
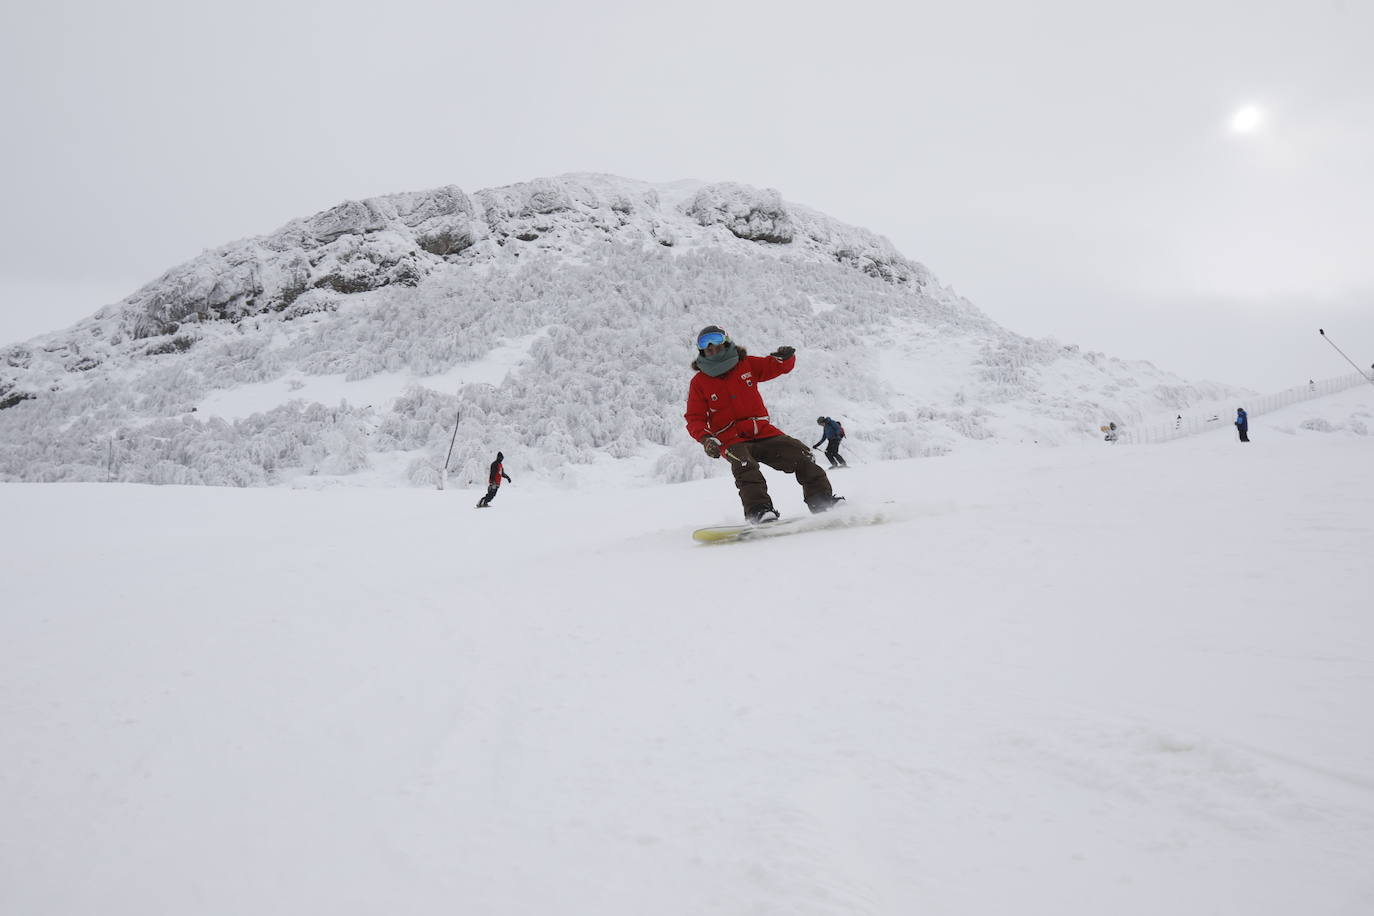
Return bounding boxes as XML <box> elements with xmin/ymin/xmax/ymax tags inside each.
<box><xmin>1318</xmin><ymin>329</ymin><xmax>1374</xmax><ymax>385</ymax></box>
<box><xmin>440</xmin><ymin>408</ymin><xmax>461</xmax><ymax>490</ymax></box>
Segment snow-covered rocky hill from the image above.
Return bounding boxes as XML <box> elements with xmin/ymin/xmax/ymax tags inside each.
<box><xmin>0</xmin><ymin>174</ymin><xmax>1236</xmax><ymax>487</ymax></box>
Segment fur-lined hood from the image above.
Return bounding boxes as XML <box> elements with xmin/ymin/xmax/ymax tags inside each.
<box><xmin>691</xmin><ymin>345</ymin><xmax>748</xmax><ymax>371</ymax></box>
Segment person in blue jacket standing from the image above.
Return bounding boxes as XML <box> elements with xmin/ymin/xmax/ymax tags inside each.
<box><xmin>1235</xmin><ymin>408</ymin><xmax>1249</xmax><ymax>442</ymax></box>
<box><xmin>812</xmin><ymin>416</ymin><xmax>848</xmax><ymax>468</ymax></box>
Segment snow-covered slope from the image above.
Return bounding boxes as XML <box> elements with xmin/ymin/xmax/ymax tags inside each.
<box><xmin>0</xmin><ymin>174</ymin><xmax>1239</xmax><ymax>487</ymax></box>
<box><xmin>3</xmin><ymin>387</ymin><xmax>1370</xmax><ymax>915</ymax></box>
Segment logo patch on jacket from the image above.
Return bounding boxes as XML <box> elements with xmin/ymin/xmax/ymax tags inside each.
<box><xmin>741</xmin><ymin>372</ymin><xmax>754</xmax><ymax>387</ymax></box>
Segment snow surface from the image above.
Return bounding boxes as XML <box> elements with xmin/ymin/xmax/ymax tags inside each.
<box><xmin>3</xmin><ymin>387</ymin><xmax>1371</xmax><ymax>915</ymax></box>
<box><xmin>195</xmin><ymin>331</ymin><xmax>547</xmax><ymax>422</ymax></box>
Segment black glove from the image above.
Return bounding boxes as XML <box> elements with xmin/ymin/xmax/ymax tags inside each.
<box><xmin>770</xmin><ymin>346</ymin><xmax>795</xmax><ymax>360</ymax></box>
<box><xmin>699</xmin><ymin>435</ymin><xmax>722</xmax><ymax>459</ymax></box>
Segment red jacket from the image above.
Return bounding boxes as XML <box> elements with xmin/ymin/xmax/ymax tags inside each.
<box><xmin>684</xmin><ymin>351</ymin><xmax>795</xmax><ymax>449</ymax></box>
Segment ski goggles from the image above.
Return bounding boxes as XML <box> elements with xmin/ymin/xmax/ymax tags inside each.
<box><xmin>697</xmin><ymin>330</ymin><xmax>728</xmax><ymax>349</ymax></box>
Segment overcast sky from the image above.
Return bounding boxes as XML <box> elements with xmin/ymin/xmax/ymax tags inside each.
<box><xmin>2</xmin><ymin>0</ymin><xmax>1371</xmax><ymax>391</ymax></box>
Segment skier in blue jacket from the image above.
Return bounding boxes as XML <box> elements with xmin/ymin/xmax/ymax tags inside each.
<box><xmin>812</xmin><ymin>416</ymin><xmax>848</xmax><ymax>468</ymax></box>
<box><xmin>1235</xmin><ymin>408</ymin><xmax>1249</xmax><ymax>443</ymax></box>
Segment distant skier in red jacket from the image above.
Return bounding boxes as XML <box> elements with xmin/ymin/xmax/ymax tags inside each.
<box><xmin>476</xmin><ymin>451</ymin><xmax>512</xmax><ymax>508</ymax></box>
<box><xmin>684</xmin><ymin>325</ymin><xmax>841</xmax><ymax>523</ymax></box>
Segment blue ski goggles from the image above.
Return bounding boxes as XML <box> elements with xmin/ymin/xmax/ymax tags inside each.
<box><xmin>697</xmin><ymin>330</ymin><xmax>728</xmax><ymax>349</ymax></box>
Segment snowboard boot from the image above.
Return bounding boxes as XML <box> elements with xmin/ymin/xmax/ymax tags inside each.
<box><xmin>807</xmin><ymin>495</ymin><xmax>845</xmax><ymax>514</ymax></box>
<box><xmin>746</xmin><ymin>505</ymin><xmax>780</xmax><ymax>525</ymax></box>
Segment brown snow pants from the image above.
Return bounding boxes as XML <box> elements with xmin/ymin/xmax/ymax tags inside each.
<box><xmin>724</xmin><ymin>435</ymin><xmax>834</xmax><ymax>517</ymax></box>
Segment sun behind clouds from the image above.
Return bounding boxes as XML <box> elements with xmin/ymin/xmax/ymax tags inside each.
<box><xmin>1230</xmin><ymin>103</ymin><xmax>1266</xmax><ymax>133</ymax></box>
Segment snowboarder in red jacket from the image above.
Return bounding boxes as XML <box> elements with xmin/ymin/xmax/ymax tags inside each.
<box><xmin>684</xmin><ymin>326</ymin><xmax>841</xmax><ymax>523</ymax></box>
<box><xmin>476</xmin><ymin>451</ymin><xmax>512</xmax><ymax>507</ymax></box>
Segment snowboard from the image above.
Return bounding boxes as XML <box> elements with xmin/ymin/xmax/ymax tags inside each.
<box><xmin>692</xmin><ymin>507</ymin><xmax>888</xmax><ymax>544</ymax></box>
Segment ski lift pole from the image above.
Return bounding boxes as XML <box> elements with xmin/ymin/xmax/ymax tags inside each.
<box><xmin>1318</xmin><ymin>329</ymin><xmax>1374</xmax><ymax>386</ymax></box>
<box><xmin>440</xmin><ymin>408</ymin><xmax>461</xmax><ymax>490</ymax></box>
